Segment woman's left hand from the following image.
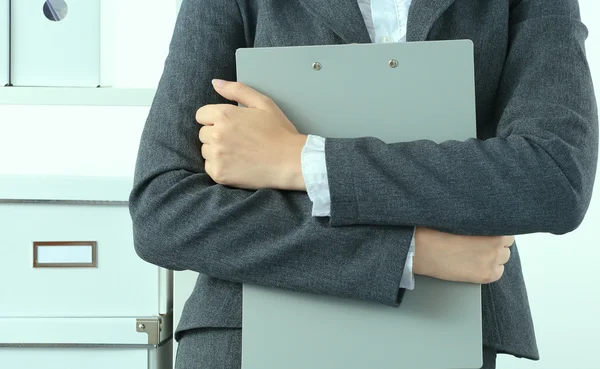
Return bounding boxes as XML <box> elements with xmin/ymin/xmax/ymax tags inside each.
<box><xmin>196</xmin><ymin>79</ymin><xmax>307</xmax><ymax>191</ymax></box>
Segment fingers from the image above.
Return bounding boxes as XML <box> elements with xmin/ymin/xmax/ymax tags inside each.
<box><xmin>196</xmin><ymin>80</ymin><xmax>279</xmax><ymax>127</ymax></box>
<box><xmin>199</xmin><ymin>125</ymin><xmax>214</xmax><ymax>144</ymax></box>
<box><xmin>491</xmin><ymin>265</ymin><xmax>505</xmax><ymax>283</ymax></box>
<box><xmin>199</xmin><ymin>126</ymin><xmax>225</xmax><ymax>161</ymax></box>
<box><xmin>504</xmin><ymin>236</ymin><xmax>515</xmax><ymax>247</ymax></box>
<box><xmin>201</xmin><ymin>144</ymin><xmax>224</xmax><ymax>163</ymax></box>
<box><xmin>488</xmin><ymin>235</ymin><xmax>514</xmax><ymax>249</ymax></box>
<box><xmin>480</xmin><ymin>264</ymin><xmax>505</xmax><ymax>284</ymax></box>
<box><xmin>196</xmin><ymin>104</ymin><xmax>239</xmax><ymax>126</ymax></box>
<box><xmin>493</xmin><ymin>235</ymin><xmax>514</xmax><ymax>248</ymax></box>
<box><xmin>199</xmin><ymin>126</ymin><xmax>212</xmax><ymax>161</ymax></box>
<box><xmin>201</xmin><ymin>142</ymin><xmax>210</xmax><ymax>160</ymax></box>
<box><xmin>497</xmin><ymin>246</ymin><xmax>511</xmax><ymax>265</ymax></box>
<box><xmin>492</xmin><ymin>236</ymin><xmax>512</xmax><ymax>266</ymax></box>
<box><xmin>481</xmin><ymin>238</ymin><xmax>512</xmax><ymax>284</ymax></box>
<box><xmin>211</xmin><ymin>79</ymin><xmax>275</xmax><ymax>110</ymax></box>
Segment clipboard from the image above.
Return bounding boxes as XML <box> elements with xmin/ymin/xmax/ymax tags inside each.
<box><xmin>237</xmin><ymin>40</ymin><xmax>482</xmax><ymax>369</ymax></box>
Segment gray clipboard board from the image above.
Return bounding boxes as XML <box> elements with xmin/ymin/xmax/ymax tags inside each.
<box><xmin>237</xmin><ymin>40</ymin><xmax>482</xmax><ymax>369</ymax></box>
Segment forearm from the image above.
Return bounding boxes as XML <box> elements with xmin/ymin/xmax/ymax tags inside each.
<box><xmin>302</xmin><ymin>134</ymin><xmax>416</xmax><ymax>290</ymax></box>
<box><xmin>325</xmin><ymin>4</ymin><xmax>598</xmax><ymax>236</ymax></box>
<box><xmin>326</xmin><ymin>132</ymin><xmax>595</xmax><ymax>235</ymax></box>
<box><xmin>131</xmin><ymin>0</ymin><xmax>413</xmax><ymax>306</ymax></box>
<box><xmin>130</xmin><ymin>169</ymin><xmax>413</xmax><ymax>306</ymax></box>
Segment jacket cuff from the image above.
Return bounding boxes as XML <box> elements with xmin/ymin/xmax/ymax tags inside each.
<box><xmin>325</xmin><ymin>137</ymin><xmax>360</xmax><ymax>225</ymax></box>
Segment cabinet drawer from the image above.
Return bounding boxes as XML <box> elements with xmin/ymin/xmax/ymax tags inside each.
<box><xmin>0</xmin><ymin>315</ymin><xmax>173</xmax><ymax>346</ymax></box>
<box><xmin>1</xmin><ymin>348</ymin><xmax>147</xmax><ymax>369</ymax></box>
<box><xmin>10</xmin><ymin>0</ymin><xmax>100</xmax><ymax>86</ymax></box>
<box><xmin>0</xmin><ymin>176</ymin><xmax>170</xmax><ymax>318</ymax></box>
<box><xmin>0</xmin><ymin>340</ymin><xmax>172</xmax><ymax>369</ymax></box>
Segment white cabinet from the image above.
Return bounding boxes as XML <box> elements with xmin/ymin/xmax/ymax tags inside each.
<box><xmin>1</xmin><ymin>341</ymin><xmax>172</xmax><ymax>369</ymax></box>
<box><xmin>0</xmin><ymin>0</ymin><xmax>8</xmax><ymax>86</ymax></box>
<box><xmin>10</xmin><ymin>0</ymin><xmax>101</xmax><ymax>86</ymax></box>
<box><xmin>0</xmin><ymin>175</ymin><xmax>173</xmax><ymax>369</ymax></box>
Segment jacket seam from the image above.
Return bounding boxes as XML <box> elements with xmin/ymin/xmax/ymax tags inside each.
<box><xmin>486</xmin><ymin>283</ymin><xmax>504</xmax><ymax>347</ymax></box>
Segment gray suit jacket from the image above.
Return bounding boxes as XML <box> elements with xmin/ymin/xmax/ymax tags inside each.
<box><xmin>129</xmin><ymin>0</ymin><xmax>598</xmax><ymax>361</ymax></box>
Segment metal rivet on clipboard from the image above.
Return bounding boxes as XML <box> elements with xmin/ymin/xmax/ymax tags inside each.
<box><xmin>389</xmin><ymin>59</ymin><xmax>398</xmax><ymax>68</ymax></box>
<box><xmin>312</xmin><ymin>62</ymin><xmax>322</xmax><ymax>71</ymax></box>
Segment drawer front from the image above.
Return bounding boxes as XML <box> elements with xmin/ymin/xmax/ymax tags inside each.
<box><xmin>11</xmin><ymin>0</ymin><xmax>100</xmax><ymax>86</ymax></box>
<box><xmin>1</xmin><ymin>347</ymin><xmax>149</xmax><ymax>369</ymax></box>
<box><xmin>0</xmin><ymin>316</ymin><xmax>173</xmax><ymax>346</ymax></box>
<box><xmin>0</xmin><ymin>331</ymin><xmax>172</xmax><ymax>369</ymax></box>
<box><xmin>0</xmin><ymin>202</ymin><xmax>159</xmax><ymax>317</ymax></box>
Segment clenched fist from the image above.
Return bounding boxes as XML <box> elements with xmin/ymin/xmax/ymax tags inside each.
<box><xmin>413</xmin><ymin>228</ymin><xmax>514</xmax><ymax>284</ymax></box>
<box><xmin>196</xmin><ymin>79</ymin><xmax>308</xmax><ymax>191</ymax></box>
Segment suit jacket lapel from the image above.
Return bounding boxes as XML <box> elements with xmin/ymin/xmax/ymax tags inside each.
<box><xmin>407</xmin><ymin>0</ymin><xmax>458</xmax><ymax>41</ymax></box>
<box><xmin>300</xmin><ymin>0</ymin><xmax>371</xmax><ymax>44</ymax></box>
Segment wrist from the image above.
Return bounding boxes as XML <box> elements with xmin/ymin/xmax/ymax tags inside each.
<box><xmin>276</xmin><ymin>133</ymin><xmax>307</xmax><ymax>191</ymax></box>
<box><xmin>412</xmin><ymin>227</ymin><xmax>429</xmax><ymax>277</ymax></box>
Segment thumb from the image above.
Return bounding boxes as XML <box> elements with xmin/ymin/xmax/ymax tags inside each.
<box><xmin>212</xmin><ymin>79</ymin><xmax>274</xmax><ymax>110</ymax></box>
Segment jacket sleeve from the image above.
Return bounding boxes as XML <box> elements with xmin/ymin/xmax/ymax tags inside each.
<box><xmin>325</xmin><ymin>0</ymin><xmax>598</xmax><ymax>236</ymax></box>
<box><xmin>129</xmin><ymin>0</ymin><xmax>413</xmax><ymax>307</ymax></box>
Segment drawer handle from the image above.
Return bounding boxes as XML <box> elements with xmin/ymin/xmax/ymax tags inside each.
<box><xmin>33</xmin><ymin>241</ymin><xmax>97</xmax><ymax>268</ymax></box>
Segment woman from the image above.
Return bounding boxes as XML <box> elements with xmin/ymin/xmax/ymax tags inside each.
<box><xmin>130</xmin><ymin>1</ymin><xmax>598</xmax><ymax>368</ymax></box>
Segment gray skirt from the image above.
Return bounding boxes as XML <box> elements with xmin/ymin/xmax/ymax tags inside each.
<box><xmin>175</xmin><ymin>328</ymin><xmax>497</xmax><ymax>369</ymax></box>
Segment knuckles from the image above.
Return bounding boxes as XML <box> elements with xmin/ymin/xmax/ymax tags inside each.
<box><xmin>203</xmin><ymin>138</ymin><xmax>227</xmax><ymax>160</ymax></box>
<box><xmin>212</xmin><ymin>147</ymin><xmax>225</xmax><ymax>159</ymax></box>
<box><xmin>476</xmin><ymin>245</ymin><xmax>509</xmax><ymax>284</ymax></box>
<box><xmin>211</xmin><ymin>171</ymin><xmax>225</xmax><ymax>184</ymax></box>
<box><xmin>257</xmin><ymin>95</ymin><xmax>274</xmax><ymax>107</ymax></box>
<box><xmin>211</xmin><ymin>131</ymin><xmax>224</xmax><ymax>144</ymax></box>
<box><xmin>230</xmin><ymin>82</ymin><xmax>245</xmax><ymax>94</ymax></box>
<box><xmin>214</xmin><ymin>108</ymin><xmax>230</xmax><ymax>122</ymax></box>
<box><xmin>501</xmin><ymin>235</ymin><xmax>515</xmax><ymax>247</ymax></box>
<box><xmin>480</xmin><ymin>266</ymin><xmax>503</xmax><ymax>284</ymax></box>
<box><xmin>206</xmin><ymin>163</ymin><xmax>226</xmax><ymax>184</ymax></box>
<box><xmin>210</xmin><ymin>124</ymin><xmax>233</xmax><ymax>145</ymax></box>
<box><xmin>196</xmin><ymin>105</ymin><xmax>234</xmax><ymax>125</ymax></box>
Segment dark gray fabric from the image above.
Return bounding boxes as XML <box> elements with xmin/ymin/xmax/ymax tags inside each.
<box><xmin>174</xmin><ymin>328</ymin><xmax>497</xmax><ymax>369</ymax></box>
<box><xmin>130</xmin><ymin>0</ymin><xmax>598</xmax><ymax>363</ymax></box>
<box><xmin>175</xmin><ymin>329</ymin><xmax>242</xmax><ymax>369</ymax></box>
<box><xmin>482</xmin><ymin>346</ymin><xmax>497</xmax><ymax>369</ymax></box>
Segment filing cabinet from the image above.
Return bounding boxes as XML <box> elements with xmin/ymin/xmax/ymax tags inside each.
<box><xmin>0</xmin><ymin>0</ymin><xmax>8</xmax><ymax>86</ymax></box>
<box><xmin>0</xmin><ymin>341</ymin><xmax>172</xmax><ymax>369</ymax></box>
<box><xmin>10</xmin><ymin>0</ymin><xmax>101</xmax><ymax>86</ymax></box>
<box><xmin>0</xmin><ymin>175</ymin><xmax>173</xmax><ymax>369</ymax></box>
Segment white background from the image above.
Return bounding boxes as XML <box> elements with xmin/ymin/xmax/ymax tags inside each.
<box><xmin>0</xmin><ymin>1</ymin><xmax>598</xmax><ymax>368</ymax></box>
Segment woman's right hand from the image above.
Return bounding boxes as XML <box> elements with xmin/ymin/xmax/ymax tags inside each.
<box><xmin>412</xmin><ymin>227</ymin><xmax>514</xmax><ymax>284</ymax></box>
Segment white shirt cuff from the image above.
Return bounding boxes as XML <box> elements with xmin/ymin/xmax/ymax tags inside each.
<box><xmin>301</xmin><ymin>134</ymin><xmax>331</xmax><ymax>217</ymax></box>
<box><xmin>399</xmin><ymin>228</ymin><xmax>416</xmax><ymax>290</ymax></box>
